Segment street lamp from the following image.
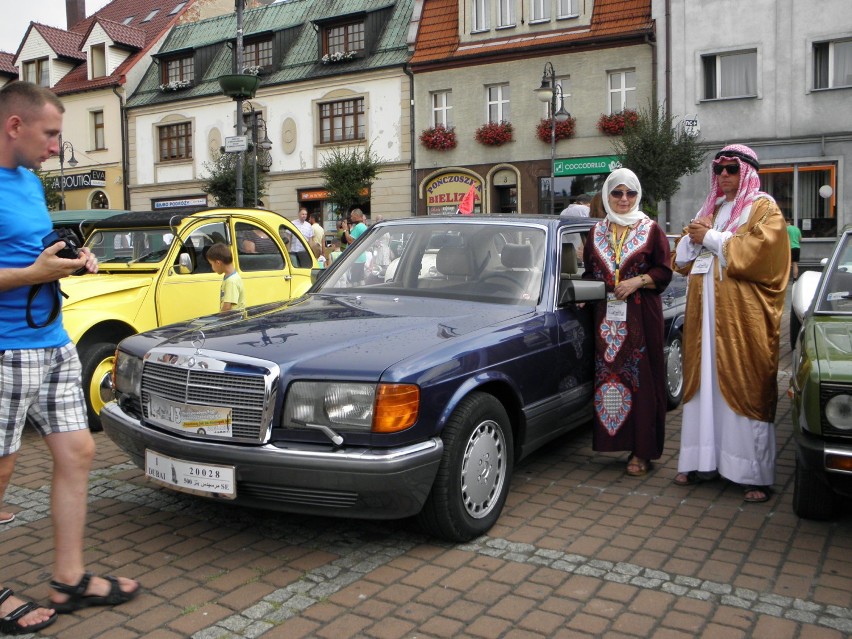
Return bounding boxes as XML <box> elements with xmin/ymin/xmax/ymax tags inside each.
<box><xmin>535</xmin><ymin>62</ymin><xmax>571</xmax><ymax>215</ymax></box>
<box><xmin>58</xmin><ymin>134</ymin><xmax>78</xmax><ymax>211</ymax></box>
<box><xmin>242</xmin><ymin>101</ymin><xmax>273</xmax><ymax>207</ymax></box>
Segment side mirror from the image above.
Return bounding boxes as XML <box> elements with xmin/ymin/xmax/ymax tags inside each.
<box><xmin>175</xmin><ymin>251</ymin><xmax>194</xmax><ymax>275</ymax></box>
<box><xmin>791</xmin><ymin>270</ymin><xmax>822</xmax><ymax>320</ymax></box>
<box><xmin>558</xmin><ymin>277</ymin><xmax>606</xmax><ymax>305</ymax></box>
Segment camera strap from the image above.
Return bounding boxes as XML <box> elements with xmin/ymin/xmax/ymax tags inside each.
<box><xmin>26</xmin><ymin>281</ymin><xmax>68</xmax><ymax>329</ymax></box>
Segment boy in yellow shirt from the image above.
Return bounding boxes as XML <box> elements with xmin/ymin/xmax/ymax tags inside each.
<box><xmin>206</xmin><ymin>243</ymin><xmax>245</xmax><ymax>311</ymax></box>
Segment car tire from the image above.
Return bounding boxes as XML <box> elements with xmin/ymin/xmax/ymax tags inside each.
<box><xmin>79</xmin><ymin>342</ymin><xmax>118</xmax><ymax>432</ymax></box>
<box><xmin>793</xmin><ymin>452</ymin><xmax>836</xmax><ymax>520</ymax></box>
<box><xmin>790</xmin><ymin>311</ymin><xmax>802</xmax><ymax>350</ymax></box>
<box><xmin>417</xmin><ymin>392</ymin><xmax>514</xmax><ymax>542</ymax></box>
<box><xmin>664</xmin><ymin>329</ymin><xmax>684</xmax><ymax>410</ymax></box>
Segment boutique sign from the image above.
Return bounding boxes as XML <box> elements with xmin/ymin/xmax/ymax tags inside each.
<box><xmin>49</xmin><ymin>170</ymin><xmax>107</xmax><ymax>191</ymax></box>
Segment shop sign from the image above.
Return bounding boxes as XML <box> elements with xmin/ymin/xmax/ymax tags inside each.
<box><xmin>153</xmin><ymin>196</ymin><xmax>208</xmax><ymax>209</ymax></box>
<box><xmin>425</xmin><ymin>172</ymin><xmax>481</xmax><ymax>215</ymax></box>
<box><xmin>299</xmin><ymin>188</ymin><xmax>369</xmax><ymax>201</ymax></box>
<box><xmin>554</xmin><ymin>156</ymin><xmax>622</xmax><ymax>177</ymax></box>
<box><xmin>49</xmin><ymin>169</ymin><xmax>107</xmax><ymax>191</ymax></box>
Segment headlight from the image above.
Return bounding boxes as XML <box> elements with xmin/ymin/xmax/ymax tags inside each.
<box><xmin>281</xmin><ymin>381</ymin><xmax>419</xmax><ymax>433</ymax></box>
<box><xmin>113</xmin><ymin>349</ymin><xmax>143</xmax><ymax>396</ymax></box>
<box><xmin>825</xmin><ymin>393</ymin><xmax>852</xmax><ymax>431</ymax></box>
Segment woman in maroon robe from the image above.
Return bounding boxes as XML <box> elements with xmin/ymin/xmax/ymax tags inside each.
<box><xmin>582</xmin><ymin>168</ymin><xmax>672</xmax><ymax>476</ymax></box>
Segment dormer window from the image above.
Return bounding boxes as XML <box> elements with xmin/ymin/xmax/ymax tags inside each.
<box><xmin>122</xmin><ymin>16</ymin><xmax>134</xmax><ymax>25</ymax></box>
<box><xmin>142</xmin><ymin>9</ymin><xmax>159</xmax><ymax>23</ymax></box>
<box><xmin>323</xmin><ymin>20</ymin><xmax>365</xmax><ymax>57</ymax></box>
<box><xmin>170</xmin><ymin>2</ymin><xmax>187</xmax><ymax>15</ymax></box>
<box><xmin>91</xmin><ymin>44</ymin><xmax>106</xmax><ymax>78</ymax></box>
<box><xmin>244</xmin><ymin>39</ymin><xmax>272</xmax><ymax>69</ymax></box>
<box><xmin>162</xmin><ymin>55</ymin><xmax>194</xmax><ymax>85</ymax></box>
<box><xmin>23</xmin><ymin>58</ymin><xmax>49</xmax><ymax>87</ymax></box>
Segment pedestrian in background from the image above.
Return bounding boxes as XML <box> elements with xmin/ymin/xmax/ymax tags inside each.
<box><xmin>787</xmin><ymin>217</ymin><xmax>802</xmax><ymax>281</ymax></box>
<box><xmin>0</xmin><ymin>81</ymin><xmax>138</xmax><ymax>634</ymax></box>
<box><xmin>582</xmin><ymin>168</ymin><xmax>672</xmax><ymax>477</ymax></box>
<box><xmin>672</xmin><ymin>144</ymin><xmax>789</xmax><ymax>503</ymax></box>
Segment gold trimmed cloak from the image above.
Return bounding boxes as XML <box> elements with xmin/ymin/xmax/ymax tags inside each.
<box><xmin>673</xmin><ymin>198</ymin><xmax>790</xmax><ymax>422</ymax></box>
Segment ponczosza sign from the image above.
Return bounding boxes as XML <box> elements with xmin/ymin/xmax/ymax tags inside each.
<box><xmin>49</xmin><ymin>170</ymin><xmax>107</xmax><ymax>190</ymax></box>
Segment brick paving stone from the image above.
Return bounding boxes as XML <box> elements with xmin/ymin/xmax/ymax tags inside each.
<box><xmin>417</xmin><ymin>615</ymin><xmax>467</xmax><ymax>637</ymax></box>
<box><xmin>611</xmin><ymin>611</ymin><xmax>657</xmax><ymax>636</ymax></box>
<box><xmin>363</xmin><ymin>616</ymin><xmax>417</xmax><ymax>639</ymax></box>
<box><xmin>465</xmin><ymin>613</ymin><xmax>514</xmax><ymax>638</ymax></box>
<box><xmin>565</xmin><ymin>611</ymin><xmax>610</xmax><ymax>635</ymax></box>
<box><xmin>441</xmin><ymin>598</ymin><xmax>487</xmax><ymax>622</ymax></box>
<box><xmin>314</xmin><ymin>613</ymin><xmax>373</xmax><ymax>639</ymax></box>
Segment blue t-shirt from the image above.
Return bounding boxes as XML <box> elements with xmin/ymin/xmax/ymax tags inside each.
<box><xmin>0</xmin><ymin>167</ymin><xmax>71</xmax><ymax>349</ymax></box>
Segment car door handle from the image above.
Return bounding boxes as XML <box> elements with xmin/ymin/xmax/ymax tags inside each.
<box><xmin>284</xmin><ymin>275</ymin><xmax>292</xmax><ymax>280</ymax></box>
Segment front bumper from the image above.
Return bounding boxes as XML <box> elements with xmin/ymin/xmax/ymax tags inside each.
<box><xmin>795</xmin><ymin>429</ymin><xmax>852</xmax><ymax>499</ymax></box>
<box><xmin>101</xmin><ymin>402</ymin><xmax>444</xmax><ymax>519</ymax></box>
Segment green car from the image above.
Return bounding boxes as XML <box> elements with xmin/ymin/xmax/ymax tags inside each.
<box><xmin>790</xmin><ymin>229</ymin><xmax>852</xmax><ymax>519</ymax></box>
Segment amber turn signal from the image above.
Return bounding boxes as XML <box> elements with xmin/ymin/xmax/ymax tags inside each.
<box><xmin>373</xmin><ymin>384</ymin><xmax>420</xmax><ymax>433</ymax></box>
<box><xmin>826</xmin><ymin>453</ymin><xmax>852</xmax><ymax>473</ymax></box>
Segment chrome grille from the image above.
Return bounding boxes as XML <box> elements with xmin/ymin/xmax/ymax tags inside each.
<box><xmin>141</xmin><ymin>358</ymin><xmax>272</xmax><ymax>442</ymax></box>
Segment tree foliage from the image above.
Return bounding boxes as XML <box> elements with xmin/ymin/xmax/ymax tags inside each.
<box><xmin>201</xmin><ymin>150</ymin><xmax>266</xmax><ymax>207</ymax></box>
<box><xmin>610</xmin><ymin>102</ymin><xmax>708</xmax><ymax>217</ymax></box>
<box><xmin>320</xmin><ymin>144</ymin><xmax>383</xmax><ymax>214</ymax></box>
<box><xmin>35</xmin><ymin>169</ymin><xmax>62</xmax><ymax>211</ymax></box>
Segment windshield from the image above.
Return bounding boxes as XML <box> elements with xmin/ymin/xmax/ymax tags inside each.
<box><xmin>319</xmin><ymin>222</ymin><xmax>547</xmax><ymax>306</ymax></box>
<box><xmin>817</xmin><ymin>233</ymin><xmax>852</xmax><ymax>313</ymax></box>
<box><xmin>86</xmin><ymin>227</ymin><xmax>176</xmax><ymax>264</ymax></box>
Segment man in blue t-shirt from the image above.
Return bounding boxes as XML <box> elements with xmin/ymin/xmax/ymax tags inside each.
<box><xmin>0</xmin><ymin>82</ymin><xmax>138</xmax><ymax>631</ymax></box>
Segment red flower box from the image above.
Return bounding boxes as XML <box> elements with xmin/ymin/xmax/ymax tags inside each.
<box><xmin>419</xmin><ymin>124</ymin><xmax>457</xmax><ymax>151</ymax></box>
<box><xmin>475</xmin><ymin>120</ymin><xmax>513</xmax><ymax>146</ymax></box>
<box><xmin>597</xmin><ymin>110</ymin><xmax>639</xmax><ymax>136</ymax></box>
<box><xmin>535</xmin><ymin>117</ymin><xmax>576</xmax><ymax>142</ymax></box>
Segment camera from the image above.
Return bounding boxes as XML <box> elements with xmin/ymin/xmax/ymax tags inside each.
<box><xmin>42</xmin><ymin>228</ymin><xmax>81</xmax><ymax>260</ymax></box>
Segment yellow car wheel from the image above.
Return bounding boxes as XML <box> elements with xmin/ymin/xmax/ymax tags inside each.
<box><xmin>80</xmin><ymin>342</ymin><xmax>118</xmax><ymax>432</ymax></box>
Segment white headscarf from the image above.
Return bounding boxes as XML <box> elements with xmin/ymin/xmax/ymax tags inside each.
<box><xmin>602</xmin><ymin>168</ymin><xmax>647</xmax><ymax>227</ymax></box>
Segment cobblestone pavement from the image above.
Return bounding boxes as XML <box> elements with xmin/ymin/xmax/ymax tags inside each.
<box><xmin>2</xmin><ymin>293</ymin><xmax>851</xmax><ymax>638</ymax></box>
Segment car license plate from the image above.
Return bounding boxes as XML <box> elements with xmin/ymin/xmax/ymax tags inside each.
<box><xmin>145</xmin><ymin>449</ymin><xmax>236</xmax><ymax>498</ymax></box>
<box><xmin>148</xmin><ymin>395</ymin><xmax>233</xmax><ymax>436</ymax></box>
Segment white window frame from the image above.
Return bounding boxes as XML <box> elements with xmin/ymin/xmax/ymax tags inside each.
<box><xmin>472</xmin><ymin>0</ymin><xmax>490</xmax><ymax>32</ymax></box>
<box><xmin>531</xmin><ymin>0</ymin><xmax>550</xmax><ymax>23</ymax></box>
<box><xmin>813</xmin><ymin>38</ymin><xmax>852</xmax><ymax>89</ymax></box>
<box><xmin>701</xmin><ymin>49</ymin><xmax>758</xmax><ymax>100</ymax></box>
<box><xmin>487</xmin><ymin>84</ymin><xmax>510</xmax><ymax>122</ymax></box>
<box><xmin>497</xmin><ymin>0</ymin><xmax>515</xmax><ymax>28</ymax></box>
<box><xmin>607</xmin><ymin>70</ymin><xmax>636</xmax><ymax>114</ymax></box>
<box><xmin>558</xmin><ymin>0</ymin><xmax>579</xmax><ymax>18</ymax></box>
<box><xmin>431</xmin><ymin>91</ymin><xmax>453</xmax><ymax>127</ymax></box>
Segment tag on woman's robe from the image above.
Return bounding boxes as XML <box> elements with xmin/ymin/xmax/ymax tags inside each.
<box><xmin>692</xmin><ymin>251</ymin><xmax>714</xmax><ymax>275</ymax></box>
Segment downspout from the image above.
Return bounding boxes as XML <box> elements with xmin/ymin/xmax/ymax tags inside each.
<box><xmin>663</xmin><ymin>0</ymin><xmax>672</xmax><ymax>231</ymax></box>
<box><xmin>113</xmin><ymin>85</ymin><xmax>129</xmax><ymax>210</ymax></box>
<box><xmin>404</xmin><ymin>64</ymin><xmax>416</xmax><ymax>216</ymax></box>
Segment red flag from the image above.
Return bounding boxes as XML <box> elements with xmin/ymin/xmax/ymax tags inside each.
<box><xmin>457</xmin><ymin>185</ymin><xmax>478</xmax><ymax>215</ymax></box>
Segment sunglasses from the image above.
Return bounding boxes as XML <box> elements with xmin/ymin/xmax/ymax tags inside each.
<box><xmin>713</xmin><ymin>163</ymin><xmax>740</xmax><ymax>176</ymax></box>
<box><xmin>610</xmin><ymin>189</ymin><xmax>638</xmax><ymax>199</ymax></box>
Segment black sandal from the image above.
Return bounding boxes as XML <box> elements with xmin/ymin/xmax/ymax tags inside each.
<box><xmin>743</xmin><ymin>485</ymin><xmax>772</xmax><ymax>503</ymax></box>
<box><xmin>49</xmin><ymin>572</ymin><xmax>139</xmax><ymax>614</ymax></box>
<box><xmin>0</xmin><ymin>588</ymin><xmax>57</xmax><ymax>635</ymax></box>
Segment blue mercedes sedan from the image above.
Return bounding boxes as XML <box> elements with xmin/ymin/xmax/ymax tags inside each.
<box><xmin>103</xmin><ymin>216</ymin><xmax>613</xmax><ymax>541</ymax></box>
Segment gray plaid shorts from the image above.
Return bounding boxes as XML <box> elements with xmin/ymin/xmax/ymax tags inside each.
<box><xmin>0</xmin><ymin>343</ymin><xmax>88</xmax><ymax>455</ymax></box>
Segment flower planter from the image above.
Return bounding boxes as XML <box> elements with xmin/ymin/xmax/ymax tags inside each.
<box><xmin>419</xmin><ymin>124</ymin><xmax>457</xmax><ymax>151</ymax></box>
<box><xmin>475</xmin><ymin>121</ymin><xmax>513</xmax><ymax>146</ymax></box>
<box><xmin>535</xmin><ymin>117</ymin><xmax>576</xmax><ymax>142</ymax></box>
<box><xmin>218</xmin><ymin>74</ymin><xmax>261</xmax><ymax>99</ymax></box>
<box><xmin>597</xmin><ymin>110</ymin><xmax>638</xmax><ymax>136</ymax></box>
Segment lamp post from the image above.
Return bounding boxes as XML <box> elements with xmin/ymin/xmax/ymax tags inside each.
<box><xmin>58</xmin><ymin>134</ymin><xmax>78</xmax><ymax>211</ymax></box>
<box><xmin>235</xmin><ymin>0</ymin><xmax>245</xmax><ymax>207</ymax></box>
<box><xmin>242</xmin><ymin>101</ymin><xmax>273</xmax><ymax>207</ymax></box>
<box><xmin>534</xmin><ymin>62</ymin><xmax>571</xmax><ymax>215</ymax></box>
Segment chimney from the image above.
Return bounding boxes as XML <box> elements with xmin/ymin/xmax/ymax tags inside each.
<box><xmin>66</xmin><ymin>0</ymin><xmax>86</xmax><ymax>29</ymax></box>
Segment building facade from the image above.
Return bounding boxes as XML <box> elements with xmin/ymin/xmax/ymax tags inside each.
<box><xmin>124</xmin><ymin>0</ymin><xmax>416</xmax><ymax>232</ymax></box>
<box><xmin>410</xmin><ymin>0</ymin><xmax>655</xmax><ymax>216</ymax></box>
<box><xmin>654</xmin><ymin>0</ymin><xmax>852</xmax><ymax>263</ymax></box>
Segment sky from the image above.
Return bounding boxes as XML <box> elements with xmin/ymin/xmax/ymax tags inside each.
<box><xmin>0</xmin><ymin>0</ymin><xmax>112</xmax><ymax>54</ymax></box>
